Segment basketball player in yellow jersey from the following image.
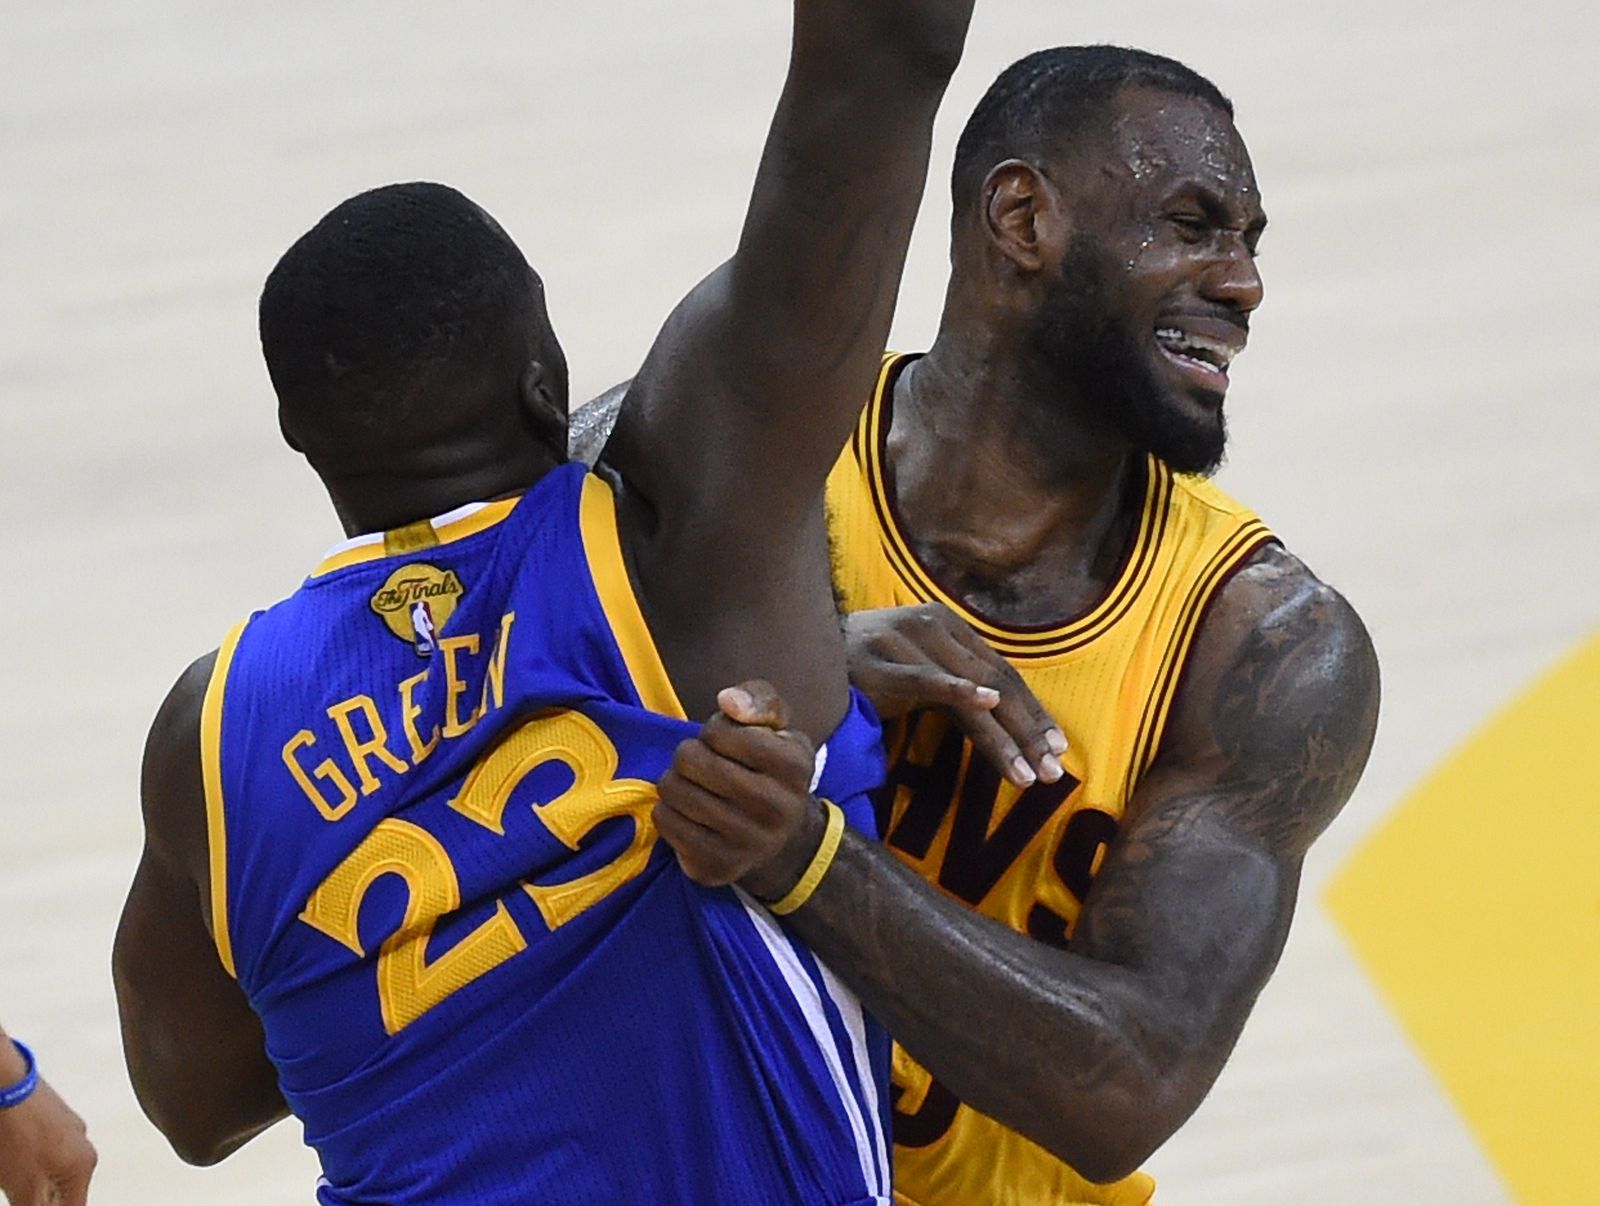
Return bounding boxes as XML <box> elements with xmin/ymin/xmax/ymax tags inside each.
<box><xmin>648</xmin><ymin>46</ymin><xmax>1381</xmax><ymax>1206</ymax></box>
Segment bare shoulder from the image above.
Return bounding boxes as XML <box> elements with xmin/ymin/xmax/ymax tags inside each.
<box><xmin>1195</xmin><ymin>543</ymin><xmax>1377</xmax><ymax>687</ymax></box>
<box><xmin>1156</xmin><ymin>543</ymin><xmax>1381</xmax><ymax>854</ymax></box>
<box><xmin>141</xmin><ymin>652</ymin><xmax>216</xmax><ymax>886</ymax></box>
<box><xmin>569</xmin><ymin>383</ymin><xmax>628</xmax><ymax>468</ymax></box>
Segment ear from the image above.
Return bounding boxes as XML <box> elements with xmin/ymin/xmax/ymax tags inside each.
<box><xmin>982</xmin><ymin>159</ymin><xmax>1070</xmax><ymax>274</ymax></box>
<box><xmin>518</xmin><ymin>359</ymin><xmax>568</xmax><ymax>461</ymax></box>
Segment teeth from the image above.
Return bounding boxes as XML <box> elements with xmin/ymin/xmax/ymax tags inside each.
<box><xmin>1155</xmin><ymin>327</ymin><xmax>1237</xmax><ymax>370</ymax></box>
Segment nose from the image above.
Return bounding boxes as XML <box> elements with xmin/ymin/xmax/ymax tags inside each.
<box><xmin>1202</xmin><ymin>237</ymin><xmax>1264</xmax><ymax>315</ymax></box>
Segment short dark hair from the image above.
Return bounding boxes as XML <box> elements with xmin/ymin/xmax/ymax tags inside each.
<box><xmin>260</xmin><ymin>181</ymin><xmax>540</xmax><ymax>446</ymax></box>
<box><xmin>951</xmin><ymin>46</ymin><xmax>1233</xmax><ymax>215</ymax></box>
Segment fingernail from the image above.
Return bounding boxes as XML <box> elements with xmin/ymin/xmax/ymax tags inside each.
<box><xmin>1046</xmin><ymin>729</ymin><xmax>1068</xmax><ymax>755</ymax></box>
<box><xmin>1039</xmin><ymin>755</ymin><xmax>1064</xmax><ymax>783</ymax></box>
<box><xmin>720</xmin><ymin>686</ymin><xmax>754</xmax><ymax>712</ymax></box>
<box><xmin>974</xmin><ymin>686</ymin><xmax>1000</xmax><ymax>706</ymax></box>
<box><xmin>1010</xmin><ymin>756</ymin><xmax>1037</xmax><ymax>786</ymax></box>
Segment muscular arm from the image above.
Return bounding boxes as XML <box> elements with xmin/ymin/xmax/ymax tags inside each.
<box><xmin>611</xmin><ymin>2</ymin><xmax>969</xmax><ymax>520</ymax></box>
<box><xmin>780</xmin><ymin>548</ymin><xmax>1380</xmax><ymax>1180</ymax></box>
<box><xmin>112</xmin><ymin>656</ymin><xmax>288</xmax><ymax>1165</ymax></box>
<box><xmin>604</xmin><ymin>0</ymin><xmax>973</xmax><ymax>733</ymax></box>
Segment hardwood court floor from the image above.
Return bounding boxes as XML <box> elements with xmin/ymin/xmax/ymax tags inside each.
<box><xmin>3</xmin><ymin>3</ymin><xmax>1596</xmax><ymax>1202</ymax></box>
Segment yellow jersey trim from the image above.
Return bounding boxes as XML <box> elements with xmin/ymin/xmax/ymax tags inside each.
<box><xmin>1122</xmin><ymin>520</ymin><xmax>1276</xmax><ymax>798</ymax></box>
<box><xmin>308</xmin><ymin>497</ymin><xmax>521</xmax><ymax>579</ymax></box>
<box><xmin>578</xmin><ymin>473</ymin><xmax>688</xmax><ymax>720</ymax></box>
<box><xmin>383</xmin><ymin>518</ymin><xmax>442</xmax><ymax>557</ymax></box>
<box><xmin>201</xmin><ymin>621</ymin><xmax>248</xmax><ymax>979</ymax></box>
<box><xmin>857</xmin><ymin>354</ymin><xmax>1171</xmax><ymax>660</ymax></box>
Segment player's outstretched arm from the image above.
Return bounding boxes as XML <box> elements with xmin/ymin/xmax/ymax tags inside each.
<box><xmin>0</xmin><ymin>1020</ymin><xmax>96</xmax><ymax>1206</ymax></box>
<box><xmin>662</xmin><ymin>550</ymin><xmax>1379</xmax><ymax>1181</ymax></box>
<box><xmin>606</xmin><ymin>0</ymin><xmax>974</xmax><ymax>537</ymax></box>
<box><xmin>597</xmin><ymin>2</ymin><xmax>976</xmax><ymax>733</ymax></box>
<box><xmin>112</xmin><ymin>656</ymin><xmax>289</xmax><ymax>1166</ymax></box>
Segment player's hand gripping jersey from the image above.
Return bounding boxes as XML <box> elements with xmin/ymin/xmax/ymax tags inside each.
<box><xmin>203</xmin><ymin>463</ymin><xmax>892</xmax><ymax>1205</ymax></box>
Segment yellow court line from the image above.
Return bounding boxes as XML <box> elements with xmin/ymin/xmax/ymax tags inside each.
<box><xmin>1326</xmin><ymin>629</ymin><xmax>1600</xmax><ymax>1204</ymax></box>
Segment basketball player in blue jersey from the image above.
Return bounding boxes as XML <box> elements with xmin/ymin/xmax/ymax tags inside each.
<box><xmin>111</xmin><ymin>3</ymin><xmax>977</xmax><ymax>1202</ymax></box>
<box><xmin>581</xmin><ymin>48</ymin><xmax>1381</xmax><ymax>1204</ymax></box>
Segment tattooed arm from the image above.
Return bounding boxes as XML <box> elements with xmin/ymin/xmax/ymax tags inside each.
<box><xmin>775</xmin><ymin>546</ymin><xmax>1380</xmax><ymax>1180</ymax></box>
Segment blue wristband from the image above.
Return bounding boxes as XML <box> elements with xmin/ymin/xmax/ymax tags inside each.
<box><xmin>0</xmin><ymin>1040</ymin><xmax>39</xmax><ymax>1110</ymax></box>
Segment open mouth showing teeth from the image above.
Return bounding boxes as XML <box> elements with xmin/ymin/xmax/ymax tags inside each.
<box><xmin>1155</xmin><ymin>327</ymin><xmax>1238</xmax><ymax>375</ymax></box>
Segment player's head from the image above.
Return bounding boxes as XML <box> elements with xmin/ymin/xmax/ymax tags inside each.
<box><xmin>950</xmin><ymin>47</ymin><xmax>1265</xmax><ymax>475</ymax></box>
<box><xmin>261</xmin><ymin>182</ymin><xmax>568</xmax><ymax>503</ymax></box>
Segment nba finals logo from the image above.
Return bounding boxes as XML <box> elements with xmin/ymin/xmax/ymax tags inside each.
<box><xmin>410</xmin><ymin>601</ymin><xmax>438</xmax><ymax>657</ymax></box>
<box><xmin>370</xmin><ymin>564</ymin><xmax>465</xmax><ymax>657</ymax></box>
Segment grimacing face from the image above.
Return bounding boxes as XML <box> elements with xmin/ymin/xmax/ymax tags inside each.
<box><xmin>1031</xmin><ymin>87</ymin><xmax>1267</xmax><ymax>475</ymax></box>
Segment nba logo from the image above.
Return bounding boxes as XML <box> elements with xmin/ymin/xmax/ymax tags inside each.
<box><xmin>411</xmin><ymin>600</ymin><xmax>438</xmax><ymax>658</ymax></box>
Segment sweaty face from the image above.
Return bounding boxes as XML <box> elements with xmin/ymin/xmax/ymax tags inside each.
<box><xmin>1030</xmin><ymin>234</ymin><xmax>1234</xmax><ymax>474</ymax></box>
<box><xmin>1030</xmin><ymin>89</ymin><xmax>1266</xmax><ymax>475</ymax></box>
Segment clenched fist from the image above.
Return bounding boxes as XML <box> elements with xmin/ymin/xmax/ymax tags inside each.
<box><xmin>655</xmin><ymin>680</ymin><xmax>827</xmax><ymax>904</ymax></box>
<box><xmin>0</xmin><ymin>1034</ymin><xmax>96</xmax><ymax>1206</ymax></box>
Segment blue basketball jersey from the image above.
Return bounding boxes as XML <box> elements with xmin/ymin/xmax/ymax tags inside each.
<box><xmin>201</xmin><ymin>461</ymin><xmax>892</xmax><ymax>1204</ymax></box>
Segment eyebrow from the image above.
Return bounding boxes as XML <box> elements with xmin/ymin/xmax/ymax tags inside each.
<box><xmin>1174</xmin><ymin>181</ymin><xmax>1268</xmax><ymax>238</ymax></box>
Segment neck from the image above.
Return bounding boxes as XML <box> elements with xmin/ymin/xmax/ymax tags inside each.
<box><xmin>893</xmin><ymin>324</ymin><xmax>1136</xmax><ymax>559</ymax></box>
<box><xmin>325</xmin><ymin>447</ymin><xmax>564</xmax><ymax>537</ymax></box>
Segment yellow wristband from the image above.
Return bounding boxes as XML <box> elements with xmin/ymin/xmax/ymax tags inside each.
<box><xmin>768</xmin><ymin>799</ymin><xmax>846</xmax><ymax>916</ymax></box>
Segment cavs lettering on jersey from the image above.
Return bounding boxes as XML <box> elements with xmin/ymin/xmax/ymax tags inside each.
<box><xmin>204</xmin><ymin>461</ymin><xmax>893</xmax><ymax>1205</ymax></box>
<box><xmin>824</xmin><ymin>355</ymin><xmax>1278</xmax><ymax>1206</ymax></box>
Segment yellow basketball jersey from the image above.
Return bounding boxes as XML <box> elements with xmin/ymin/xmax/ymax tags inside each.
<box><xmin>824</xmin><ymin>355</ymin><xmax>1277</xmax><ymax>1206</ymax></box>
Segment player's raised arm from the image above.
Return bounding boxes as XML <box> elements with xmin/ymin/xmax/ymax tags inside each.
<box><xmin>605</xmin><ymin>0</ymin><xmax>974</xmax><ymax>535</ymax></box>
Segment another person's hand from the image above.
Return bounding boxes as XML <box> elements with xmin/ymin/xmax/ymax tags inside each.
<box><xmin>0</xmin><ymin>1042</ymin><xmax>96</xmax><ymax>1206</ymax></box>
<box><xmin>656</xmin><ymin>681</ymin><xmax>826</xmax><ymax>903</ymax></box>
<box><xmin>843</xmin><ymin>603</ymin><xmax>1066</xmax><ymax>787</ymax></box>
